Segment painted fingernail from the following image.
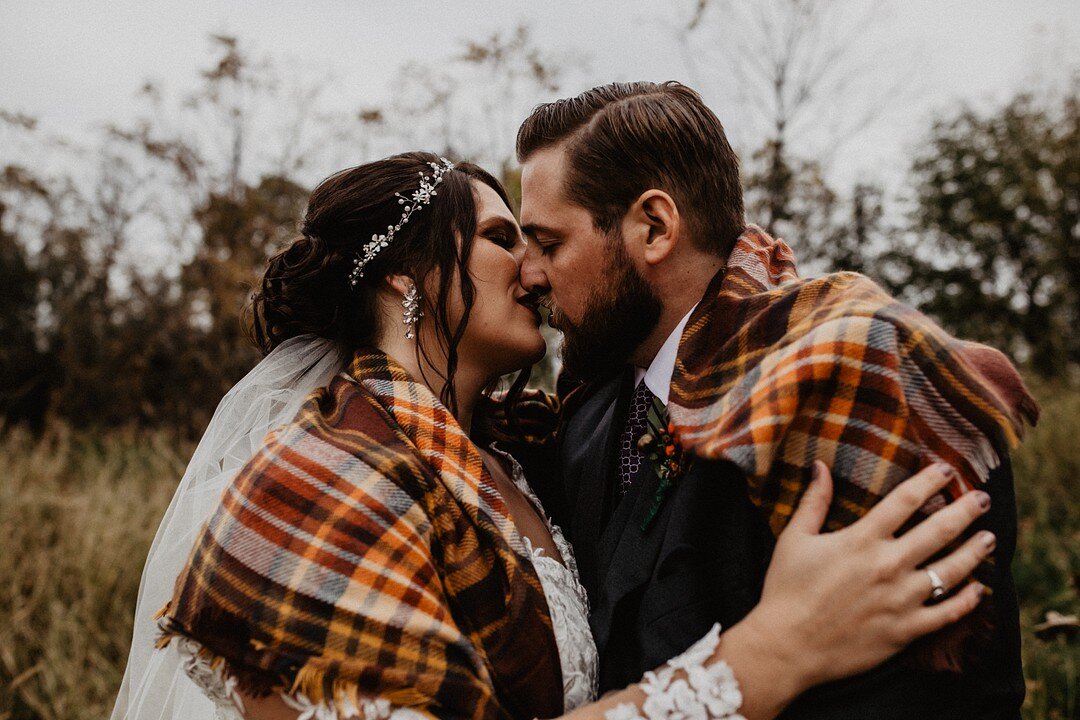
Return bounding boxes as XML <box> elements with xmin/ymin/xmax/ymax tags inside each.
<box><xmin>974</xmin><ymin>491</ymin><xmax>991</xmax><ymax>510</ymax></box>
<box><xmin>933</xmin><ymin>463</ymin><xmax>957</xmax><ymax>484</ymax></box>
<box><xmin>980</xmin><ymin>531</ymin><xmax>996</xmax><ymax>551</ymax></box>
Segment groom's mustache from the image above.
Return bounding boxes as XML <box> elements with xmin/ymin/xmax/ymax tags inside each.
<box><xmin>536</xmin><ymin>293</ymin><xmax>568</xmax><ymax>331</ymax></box>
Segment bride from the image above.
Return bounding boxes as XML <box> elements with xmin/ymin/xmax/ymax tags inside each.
<box><xmin>112</xmin><ymin>153</ymin><xmax>994</xmax><ymax>720</ymax></box>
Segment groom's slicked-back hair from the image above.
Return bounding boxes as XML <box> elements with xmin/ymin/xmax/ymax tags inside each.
<box><xmin>516</xmin><ymin>81</ymin><xmax>744</xmax><ymax>256</ymax></box>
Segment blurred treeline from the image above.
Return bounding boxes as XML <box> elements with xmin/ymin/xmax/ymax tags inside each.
<box><xmin>1</xmin><ymin>17</ymin><xmax>1078</xmax><ymax>437</ymax></box>
<box><xmin>0</xmin><ymin>30</ymin><xmax>567</xmax><ymax>435</ymax></box>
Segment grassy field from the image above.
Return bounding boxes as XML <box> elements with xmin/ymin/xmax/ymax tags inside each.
<box><xmin>1</xmin><ymin>386</ymin><xmax>1077</xmax><ymax>720</ymax></box>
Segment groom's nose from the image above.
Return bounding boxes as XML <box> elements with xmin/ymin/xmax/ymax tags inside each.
<box><xmin>519</xmin><ymin>242</ymin><xmax>549</xmax><ymax>293</ymax></box>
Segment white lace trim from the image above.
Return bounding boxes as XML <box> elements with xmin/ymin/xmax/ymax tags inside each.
<box><xmin>174</xmin><ymin>639</ymin><xmax>425</xmax><ymax>720</ymax></box>
<box><xmin>280</xmin><ymin>691</ymin><xmax>427</xmax><ymax>720</ymax></box>
<box><xmin>176</xmin><ymin>637</ymin><xmax>245</xmax><ymax>719</ymax></box>
<box><xmin>489</xmin><ymin>443</ymin><xmax>599</xmax><ymax>710</ymax></box>
<box><xmin>604</xmin><ymin>624</ymin><xmax>746</xmax><ymax>720</ymax></box>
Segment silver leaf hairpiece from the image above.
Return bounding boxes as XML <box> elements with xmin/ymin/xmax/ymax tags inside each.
<box><xmin>349</xmin><ymin>157</ymin><xmax>455</xmax><ymax>286</ymax></box>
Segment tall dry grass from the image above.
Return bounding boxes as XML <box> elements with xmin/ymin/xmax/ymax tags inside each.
<box><xmin>0</xmin><ymin>427</ymin><xmax>187</xmax><ymax>720</ymax></box>
<box><xmin>0</xmin><ymin>385</ymin><xmax>1076</xmax><ymax>719</ymax></box>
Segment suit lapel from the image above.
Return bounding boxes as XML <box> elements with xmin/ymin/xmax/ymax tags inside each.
<box><xmin>597</xmin><ymin>461</ymin><xmax>668</xmax><ymax>596</ymax></box>
<box><xmin>566</xmin><ymin>369</ymin><xmax>698</xmax><ymax>656</ymax></box>
<box><xmin>590</xmin><ymin>419</ymin><xmax>682</xmax><ymax>656</ymax></box>
<box><xmin>564</xmin><ymin>373</ymin><xmax>625</xmax><ymax>598</ymax></box>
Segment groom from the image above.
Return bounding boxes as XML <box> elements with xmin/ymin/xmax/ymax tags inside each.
<box><xmin>515</xmin><ymin>82</ymin><xmax>1026</xmax><ymax>719</ymax></box>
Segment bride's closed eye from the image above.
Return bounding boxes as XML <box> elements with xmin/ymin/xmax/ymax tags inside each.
<box><xmin>486</xmin><ymin>230</ymin><xmax>515</xmax><ymax>249</ymax></box>
<box><xmin>481</xmin><ymin>218</ymin><xmax>523</xmax><ymax>251</ymax></box>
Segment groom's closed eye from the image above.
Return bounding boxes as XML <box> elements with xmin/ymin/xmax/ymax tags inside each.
<box><xmin>534</xmin><ymin>241</ymin><xmax>559</xmax><ymax>257</ymax></box>
<box><xmin>520</xmin><ymin>222</ymin><xmax>563</xmax><ymax>243</ymax></box>
<box><xmin>521</xmin><ymin>226</ymin><xmax>561</xmax><ymax>257</ymax></box>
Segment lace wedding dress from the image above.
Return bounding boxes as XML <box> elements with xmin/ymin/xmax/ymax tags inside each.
<box><xmin>489</xmin><ymin>445</ymin><xmax>598</xmax><ymax>710</ymax></box>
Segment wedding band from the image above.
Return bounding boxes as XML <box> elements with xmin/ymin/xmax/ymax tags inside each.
<box><xmin>926</xmin><ymin>568</ymin><xmax>947</xmax><ymax>601</ymax></box>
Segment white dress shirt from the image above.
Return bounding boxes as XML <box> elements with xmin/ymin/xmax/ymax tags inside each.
<box><xmin>633</xmin><ymin>306</ymin><xmax>696</xmax><ymax>406</ymax></box>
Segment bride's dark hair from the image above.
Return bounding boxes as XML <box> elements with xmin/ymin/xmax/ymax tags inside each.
<box><xmin>250</xmin><ymin>151</ymin><xmax>524</xmax><ymax>415</ymax></box>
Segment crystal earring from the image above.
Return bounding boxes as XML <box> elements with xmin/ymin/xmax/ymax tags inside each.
<box><xmin>402</xmin><ymin>283</ymin><xmax>423</xmax><ymax>340</ymax></box>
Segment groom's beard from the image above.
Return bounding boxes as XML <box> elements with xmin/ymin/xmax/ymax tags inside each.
<box><xmin>553</xmin><ymin>237</ymin><xmax>661</xmax><ymax>382</ymax></box>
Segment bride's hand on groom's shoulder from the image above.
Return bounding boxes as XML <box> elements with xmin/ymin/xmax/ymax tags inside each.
<box><xmin>731</xmin><ymin>462</ymin><xmax>993</xmax><ymax>696</ymax></box>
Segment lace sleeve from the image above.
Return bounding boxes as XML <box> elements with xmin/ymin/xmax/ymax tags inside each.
<box><xmin>603</xmin><ymin>625</ymin><xmax>745</xmax><ymax>720</ymax></box>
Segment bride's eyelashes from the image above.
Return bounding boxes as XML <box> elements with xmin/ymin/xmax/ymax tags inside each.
<box><xmin>478</xmin><ymin>216</ymin><xmax>523</xmax><ymax>251</ymax></box>
<box><xmin>485</xmin><ymin>230</ymin><xmax>515</xmax><ymax>249</ymax></box>
<box><xmin>485</xmin><ymin>227</ymin><xmax>527</xmax><ymax>252</ymax></box>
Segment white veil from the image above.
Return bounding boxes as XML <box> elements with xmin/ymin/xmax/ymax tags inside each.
<box><xmin>111</xmin><ymin>334</ymin><xmax>347</xmax><ymax>720</ymax></box>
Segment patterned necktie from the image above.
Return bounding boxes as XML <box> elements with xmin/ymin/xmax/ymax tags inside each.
<box><xmin>618</xmin><ymin>380</ymin><xmax>655</xmax><ymax>495</ymax></box>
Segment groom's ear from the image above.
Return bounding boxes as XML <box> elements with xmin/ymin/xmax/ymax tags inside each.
<box><xmin>626</xmin><ymin>189</ymin><xmax>680</xmax><ymax>266</ymax></box>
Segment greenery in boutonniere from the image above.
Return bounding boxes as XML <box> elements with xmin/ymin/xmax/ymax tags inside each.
<box><xmin>637</xmin><ymin>395</ymin><xmax>692</xmax><ymax>531</ymax></box>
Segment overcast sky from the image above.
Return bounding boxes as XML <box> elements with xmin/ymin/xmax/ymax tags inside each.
<box><xmin>3</xmin><ymin>0</ymin><xmax>1079</xmax><ymax>195</ymax></box>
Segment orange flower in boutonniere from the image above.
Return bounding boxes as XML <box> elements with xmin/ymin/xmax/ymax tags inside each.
<box><xmin>637</xmin><ymin>396</ymin><xmax>692</xmax><ymax>531</ymax></box>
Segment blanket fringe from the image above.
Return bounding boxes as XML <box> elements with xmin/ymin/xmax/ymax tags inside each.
<box><xmin>159</xmin><ymin>630</ymin><xmax>414</xmax><ymax>720</ymax></box>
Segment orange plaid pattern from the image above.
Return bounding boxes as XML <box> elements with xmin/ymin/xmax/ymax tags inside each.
<box><xmin>669</xmin><ymin>226</ymin><xmax>1038</xmax><ymax>669</ymax></box>
<box><xmin>665</xmin><ymin>225</ymin><xmax>1036</xmax><ymax>669</ymax></box>
<box><xmin>671</xmin><ymin>225</ymin><xmax>1038</xmax><ymax>534</ymax></box>
<box><xmin>158</xmin><ymin>350</ymin><xmax>563</xmax><ymax>720</ymax></box>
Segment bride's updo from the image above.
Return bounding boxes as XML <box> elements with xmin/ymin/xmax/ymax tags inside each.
<box><xmin>249</xmin><ymin>152</ymin><xmax>514</xmax><ymax>409</ymax></box>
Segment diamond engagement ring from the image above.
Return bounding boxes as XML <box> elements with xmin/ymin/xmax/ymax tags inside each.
<box><xmin>925</xmin><ymin>568</ymin><xmax>947</xmax><ymax>601</ymax></box>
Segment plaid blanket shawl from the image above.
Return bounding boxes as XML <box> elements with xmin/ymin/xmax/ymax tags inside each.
<box><xmin>158</xmin><ymin>350</ymin><xmax>564</xmax><ymax>720</ymax></box>
<box><xmin>669</xmin><ymin>225</ymin><xmax>1039</xmax><ymax>668</ymax></box>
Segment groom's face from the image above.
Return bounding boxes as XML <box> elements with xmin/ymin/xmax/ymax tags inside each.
<box><xmin>519</xmin><ymin>144</ymin><xmax>661</xmax><ymax>380</ymax></box>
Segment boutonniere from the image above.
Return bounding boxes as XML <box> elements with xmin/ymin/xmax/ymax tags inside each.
<box><xmin>637</xmin><ymin>396</ymin><xmax>692</xmax><ymax>531</ymax></box>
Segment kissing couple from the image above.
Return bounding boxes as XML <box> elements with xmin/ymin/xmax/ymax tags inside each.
<box><xmin>113</xmin><ymin>82</ymin><xmax>1037</xmax><ymax>720</ymax></box>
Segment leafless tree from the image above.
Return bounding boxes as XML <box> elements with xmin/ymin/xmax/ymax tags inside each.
<box><xmin>456</xmin><ymin>25</ymin><xmax>570</xmax><ymax>179</ymax></box>
<box><xmin>670</xmin><ymin>0</ymin><xmax>916</xmax><ymax>267</ymax></box>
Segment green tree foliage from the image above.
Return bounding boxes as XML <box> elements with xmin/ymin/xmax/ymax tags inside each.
<box><xmin>889</xmin><ymin>87</ymin><xmax>1080</xmax><ymax>376</ymax></box>
<box><xmin>0</xmin><ymin>163</ymin><xmax>126</xmax><ymax>428</ymax></box>
<box><xmin>742</xmin><ymin>140</ymin><xmax>889</xmax><ymax>277</ymax></box>
<box><xmin>0</xmin><ymin>38</ymin><xmax>319</xmax><ymax>433</ymax></box>
<box><xmin>0</xmin><ymin>31</ymin><xmax>569</xmax><ymax>432</ymax></box>
<box><xmin>0</xmin><ymin>200</ymin><xmax>47</xmax><ymax>427</ymax></box>
<box><xmin>174</xmin><ymin>175</ymin><xmax>308</xmax><ymax>432</ymax></box>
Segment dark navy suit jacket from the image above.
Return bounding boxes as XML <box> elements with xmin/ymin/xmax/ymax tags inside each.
<box><xmin>527</xmin><ymin>370</ymin><xmax>1024</xmax><ymax>719</ymax></box>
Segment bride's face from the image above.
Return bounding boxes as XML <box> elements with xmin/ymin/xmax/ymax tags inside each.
<box><xmin>447</xmin><ymin>179</ymin><xmax>546</xmax><ymax>376</ymax></box>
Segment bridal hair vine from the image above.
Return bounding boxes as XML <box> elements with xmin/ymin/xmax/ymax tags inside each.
<box><xmin>349</xmin><ymin>157</ymin><xmax>455</xmax><ymax>286</ymax></box>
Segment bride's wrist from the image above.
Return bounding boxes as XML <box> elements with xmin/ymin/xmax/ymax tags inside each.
<box><xmin>715</xmin><ymin>611</ymin><xmax>816</xmax><ymax>718</ymax></box>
